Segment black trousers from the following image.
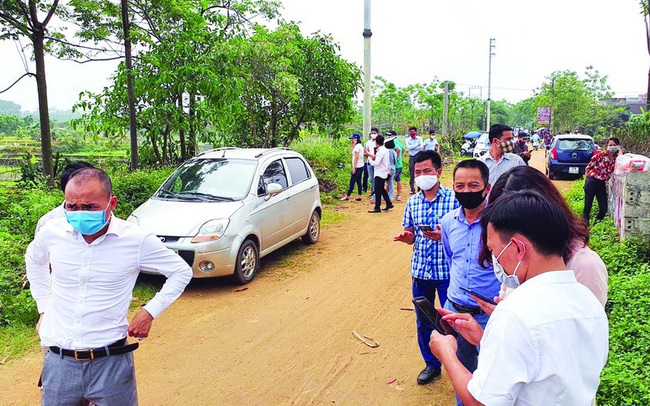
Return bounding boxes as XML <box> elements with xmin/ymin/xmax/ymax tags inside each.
<box><xmin>374</xmin><ymin>175</ymin><xmax>392</xmax><ymax>210</ymax></box>
<box><xmin>583</xmin><ymin>176</ymin><xmax>608</xmax><ymax>224</ymax></box>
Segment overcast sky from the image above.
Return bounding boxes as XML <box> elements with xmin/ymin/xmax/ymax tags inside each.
<box><xmin>1</xmin><ymin>0</ymin><xmax>648</xmax><ymax>112</ymax></box>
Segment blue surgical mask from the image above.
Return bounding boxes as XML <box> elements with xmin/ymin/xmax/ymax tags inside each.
<box><xmin>64</xmin><ymin>200</ymin><xmax>111</xmax><ymax>235</ymax></box>
<box><xmin>492</xmin><ymin>241</ymin><xmax>524</xmax><ymax>289</ymax></box>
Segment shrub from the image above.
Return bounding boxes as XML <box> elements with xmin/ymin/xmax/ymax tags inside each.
<box><xmin>566</xmin><ymin>181</ymin><xmax>650</xmax><ymax>405</ymax></box>
<box><xmin>292</xmin><ymin>135</ymin><xmax>350</xmax><ymax>200</ymax></box>
<box><xmin>109</xmin><ymin>167</ymin><xmax>175</xmax><ymax>218</ymax></box>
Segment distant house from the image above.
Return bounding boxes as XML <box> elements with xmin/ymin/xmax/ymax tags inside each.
<box><xmin>600</xmin><ymin>96</ymin><xmax>646</xmax><ymax>125</ymax></box>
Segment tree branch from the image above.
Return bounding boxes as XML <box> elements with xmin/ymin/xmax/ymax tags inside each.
<box><xmin>0</xmin><ymin>72</ymin><xmax>36</xmax><ymax>94</ymax></box>
<box><xmin>42</xmin><ymin>0</ymin><xmax>60</xmax><ymax>27</ymax></box>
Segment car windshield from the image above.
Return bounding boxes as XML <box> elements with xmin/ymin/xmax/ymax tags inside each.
<box><xmin>558</xmin><ymin>139</ymin><xmax>592</xmax><ymax>151</ymax></box>
<box><xmin>156</xmin><ymin>158</ymin><xmax>257</xmax><ymax>201</ymax></box>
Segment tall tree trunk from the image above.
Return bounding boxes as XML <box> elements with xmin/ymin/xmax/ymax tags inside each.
<box><xmin>121</xmin><ymin>0</ymin><xmax>138</xmax><ymax>171</ymax></box>
<box><xmin>32</xmin><ymin>25</ymin><xmax>54</xmax><ymax>186</ymax></box>
<box><xmin>189</xmin><ymin>93</ymin><xmax>196</xmax><ymax>155</ymax></box>
<box><xmin>178</xmin><ymin>93</ymin><xmax>186</xmax><ymax>159</ymax></box>
<box><xmin>150</xmin><ymin>132</ymin><xmax>162</xmax><ymax>164</ymax></box>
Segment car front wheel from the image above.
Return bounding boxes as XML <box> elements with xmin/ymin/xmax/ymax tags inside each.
<box><xmin>301</xmin><ymin>211</ymin><xmax>321</xmax><ymax>244</ymax></box>
<box><xmin>233</xmin><ymin>239</ymin><xmax>259</xmax><ymax>284</ymax></box>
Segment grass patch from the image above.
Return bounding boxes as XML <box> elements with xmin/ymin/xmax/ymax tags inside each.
<box><xmin>321</xmin><ymin>206</ymin><xmax>349</xmax><ymax>227</ymax></box>
<box><xmin>130</xmin><ymin>280</ymin><xmax>161</xmax><ymax>311</ymax></box>
<box><xmin>0</xmin><ymin>323</ymin><xmax>41</xmax><ymax>362</ymax></box>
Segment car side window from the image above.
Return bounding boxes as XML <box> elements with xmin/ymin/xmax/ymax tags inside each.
<box><xmin>258</xmin><ymin>159</ymin><xmax>288</xmax><ymax>195</ymax></box>
<box><xmin>285</xmin><ymin>157</ymin><xmax>310</xmax><ymax>185</ymax></box>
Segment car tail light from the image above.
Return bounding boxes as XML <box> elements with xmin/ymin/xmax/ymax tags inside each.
<box><xmin>550</xmin><ymin>147</ymin><xmax>557</xmax><ymax>160</ymax></box>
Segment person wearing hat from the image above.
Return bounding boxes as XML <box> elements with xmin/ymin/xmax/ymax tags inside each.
<box><xmin>341</xmin><ymin>133</ymin><xmax>365</xmax><ymax>201</ymax></box>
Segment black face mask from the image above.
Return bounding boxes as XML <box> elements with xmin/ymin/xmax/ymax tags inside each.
<box><xmin>455</xmin><ymin>188</ymin><xmax>486</xmax><ymax>210</ymax></box>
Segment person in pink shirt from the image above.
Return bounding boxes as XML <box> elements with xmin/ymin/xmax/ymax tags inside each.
<box><xmin>477</xmin><ymin>166</ymin><xmax>607</xmax><ymax>308</ymax></box>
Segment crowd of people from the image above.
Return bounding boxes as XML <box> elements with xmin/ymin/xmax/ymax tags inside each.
<box><xmin>344</xmin><ymin>123</ymin><xmax>611</xmax><ymax>405</ymax></box>
<box><xmin>24</xmin><ymin>122</ymin><xmax>617</xmax><ymax>405</ymax></box>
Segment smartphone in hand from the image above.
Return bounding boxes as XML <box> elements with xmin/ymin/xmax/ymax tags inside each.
<box><xmin>459</xmin><ymin>286</ymin><xmax>497</xmax><ymax>305</ymax></box>
<box><xmin>412</xmin><ymin>296</ymin><xmax>457</xmax><ymax>337</ymax></box>
<box><xmin>417</xmin><ymin>225</ymin><xmax>434</xmax><ymax>232</ymax></box>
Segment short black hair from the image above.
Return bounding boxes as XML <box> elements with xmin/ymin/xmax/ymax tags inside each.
<box><xmin>429</xmin><ymin>129</ymin><xmax>436</xmax><ymax>134</ymax></box>
<box><xmin>385</xmin><ymin>139</ymin><xmax>395</xmax><ymax>149</ymax></box>
<box><xmin>481</xmin><ymin>190</ymin><xmax>569</xmax><ymax>257</ymax></box>
<box><xmin>375</xmin><ymin>134</ymin><xmax>385</xmax><ymax>146</ymax></box>
<box><xmin>414</xmin><ymin>150</ymin><xmax>442</xmax><ymax>170</ymax></box>
<box><xmin>609</xmin><ymin>137</ymin><xmax>620</xmax><ymax>145</ymax></box>
<box><xmin>60</xmin><ymin>161</ymin><xmax>94</xmax><ymax>192</ymax></box>
<box><xmin>453</xmin><ymin>159</ymin><xmax>489</xmax><ymax>186</ymax></box>
<box><xmin>408</xmin><ymin>126</ymin><xmax>417</xmax><ymax>132</ymax></box>
<box><xmin>67</xmin><ymin>167</ymin><xmax>113</xmax><ymax>197</ymax></box>
<box><xmin>371</xmin><ymin>127</ymin><xmax>379</xmax><ymax>133</ymax></box>
<box><xmin>488</xmin><ymin>124</ymin><xmax>513</xmax><ymax>142</ymax></box>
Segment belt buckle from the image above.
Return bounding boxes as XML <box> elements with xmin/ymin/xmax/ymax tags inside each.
<box><xmin>74</xmin><ymin>349</ymin><xmax>94</xmax><ymax>361</ymax></box>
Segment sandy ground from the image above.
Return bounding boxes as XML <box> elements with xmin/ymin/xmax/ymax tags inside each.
<box><xmin>0</xmin><ymin>148</ymin><xmax>569</xmax><ymax>405</ymax></box>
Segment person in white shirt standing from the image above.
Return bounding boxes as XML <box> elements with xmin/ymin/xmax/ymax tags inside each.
<box><xmin>367</xmin><ymin>134</ymin><xmax>394</xmax><ymax>213</ymax></box>
<box><xmin>423</xmin><ymin>129</ymin><xmax>440</xmax><ymax>153</ymax></box>
<box><xmin>429</xmin><ymin>190</ymin><xmax>608</xmax><ymax>406</ymax></box>
<box><xmin>341</xmin><ymin>133</ymin><xmax>365</xmax><ymax>201</ymax></box>
<box><xmin>364</xmin><ymin>127</ymin><xmax>379</xmax><ymax>199</ymax></box>
<box><xmin>405</xmin><ymin>126</ymin><xmax>424</xmax><ymax>195</ymax></box>
<box><xmin>26</xmin><ymin>167</ymin><xmax>192</xmax><ymax>406</ymax></box>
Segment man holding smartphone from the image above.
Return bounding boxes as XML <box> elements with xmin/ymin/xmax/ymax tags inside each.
<box><xmin>440</xmin><ymin>159</ymin><xmax>500</xmax><ymax>406</ymax></box>
<box><xmin>394</xmin><ymin>150</ymin><xmax>459</xmax><ymax>385</ymax></box>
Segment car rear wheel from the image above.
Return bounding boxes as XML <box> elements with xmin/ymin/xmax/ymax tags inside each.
<box><xmin>233</xmin><ymin>239</ymin><xmax>259</xmax><ymax>284</ymax></box>
<box><xmin>301</xmin><ymin>210</ymin><xmax>321</xmax><ymax>244</ymax></box>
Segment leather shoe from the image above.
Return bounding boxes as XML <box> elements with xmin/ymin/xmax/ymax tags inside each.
<box><xmin>417</xmin><ymin>366</ymin><xmax>441</xmax><ymax>385</ymax></box>
<box><xmin>368</xmin><ymin>209</ymin><xmax>382</xmax><ymax>213</ymax></box>
<box><xmin>382</xmin><ymin>204</ymin><xmax>394</xmax><ymax>211</ymax></box>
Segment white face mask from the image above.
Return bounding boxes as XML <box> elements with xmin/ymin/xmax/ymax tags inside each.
<box><xmin>370</xmin><ymin>133</ymin><xmax>377</xmax><ymax>140</ymax></box>
<box><xmin>415</xmin><ymin>175</ymin><xmax>438</xmax><ymax>191</ymax></box>
<box><xmin>492</xmin><ymin>241</ymin><xmax>524</xmax><ymax>289</ymax></box>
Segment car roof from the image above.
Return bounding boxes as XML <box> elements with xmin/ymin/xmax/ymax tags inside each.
<box><xmin>195</xmin><ymin>147</ymin><xmax>299</xmax><ymax>160</ymax></box>
<box><xmin>554</xmin><ymin>134</ymin><xmax>593</xmax><ymax>140</ymax></box>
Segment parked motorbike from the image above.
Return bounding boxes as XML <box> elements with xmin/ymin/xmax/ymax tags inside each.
<box><xmin>461</xmin><ymin>140</ymin><xmax>476</xmax><ymax>156</ymax></box>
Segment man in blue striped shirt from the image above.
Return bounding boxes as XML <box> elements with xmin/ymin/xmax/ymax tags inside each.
<box><xmin>441</xmin><ymin>159</ymin><xmax>500</xmax><ymax>405</ymax></box>
<box><xmin>394</xmin><ymin>150</ymin><xmax>460</xmax><ymax>385</ymax></box>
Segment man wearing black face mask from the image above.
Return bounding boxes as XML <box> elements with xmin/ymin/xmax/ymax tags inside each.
<box><xmin>439</xmin><ymin>159</ymin><xmax>500</xmax><ymax>406</ymax></box>
<box><xmin>479</xmin><ymin>124</ymin><xmax>525</xmax><ymax>185</ymax></box>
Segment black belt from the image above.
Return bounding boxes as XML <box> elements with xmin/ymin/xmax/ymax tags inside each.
<box><xmin>449</xmin><ymin>299</ymin><xmax>483</xmax><ymax>315</ymax></box>
<box><xmin>49</xmin><ymin>338</ymin><xmax>139</xmax><ymax>361</ymax></box>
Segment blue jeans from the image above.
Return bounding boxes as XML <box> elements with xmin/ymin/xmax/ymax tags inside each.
<box><xmin>42</xmin><ymin>350</ymin><xmax>138</xmax><ymax>405</ymax></box>
<box><xmin>346</xmin><ymin>167</ymin><xmax>364</xmax><ymax>196</ymax></box>
<box><xmin>366</xmin><ymin>163</ymin><xmax>375</xmax><ymax>193</ymax></box>
<box><xmin>387</xmin><ymin>170</ymin><xmax>395</xmax><ymax>200</ymax></box>
<box><xmin>412</xmin><ymin>278</ymin><xmax>450</xmax><ymax>369</ymax></box>
<box><xmin>443</xmin><ymin>300</ymin><xmax>490</xmax><ymax>406</ymax></box>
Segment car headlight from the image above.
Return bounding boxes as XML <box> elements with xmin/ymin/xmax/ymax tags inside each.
<box><xmin>191</xmin><ymin>219</ymin><xmax>230</xmax><ymax>243</ymax></box>
<box><xmin>127</xmin><ymin>214</ymin><xmax>138</xmax><ymax>224</ymax></box>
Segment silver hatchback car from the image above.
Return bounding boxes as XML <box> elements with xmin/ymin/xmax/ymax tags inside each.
<box><xmin>128</xmin><ymin>147</ymin><xmax>322</xmax><ymax>284</ymax></box>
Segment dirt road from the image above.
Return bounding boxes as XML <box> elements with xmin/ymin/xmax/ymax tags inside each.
<box><xmin>0</xmin><ymin>148</ymin><xmax>569</xmax><ymax>405</ymax></box>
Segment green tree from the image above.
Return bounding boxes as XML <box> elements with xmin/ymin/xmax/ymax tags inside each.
<box><xmin>0</xmin><ymin>0</ymin><xmax>75</xmax><ymax>183</ymax></box>
<box><xmin>224</xmin><ymin>23</ymin><xmax>362</xmax><ymax>147</ymax></box>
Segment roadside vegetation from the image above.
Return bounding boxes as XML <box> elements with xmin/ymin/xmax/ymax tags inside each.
<box><xmin>566</xmin><ymin>180</ymin><xmax>650</xmax><ymax>405</ymax></box>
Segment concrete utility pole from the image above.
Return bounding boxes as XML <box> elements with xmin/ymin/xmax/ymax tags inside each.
<box><xmin>362</xmin><ymin>0</ymin><xmax>372</xmax><ymax>139</ymax></box>
<box><xmin>442</xmin><ymin>81</ymin><xmax>449</xmax><ymax>136</ymax></box>
<box><xmin>486</xmin><ymin>38</ymin><xmax>495</xmax><ymax>131</ymax></box>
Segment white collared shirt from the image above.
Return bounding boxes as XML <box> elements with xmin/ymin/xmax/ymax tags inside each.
<box><xmin>369</xmin><ymin>145</ymin><xmax>390</xmax><ymax>179</ymax></box>
<box><xmin>467</xmin><ymin>270</ymin><xmax>608</xmax><ymax>405</ymax></box>
<box><xmin>26</xmin><ymin>216</ymin><xmax>192</xmax><ymax>349</ymax></box>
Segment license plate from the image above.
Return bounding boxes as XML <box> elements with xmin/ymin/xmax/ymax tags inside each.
<box><xmin>569</xmin><ymin>167</ymin><xmax>579</xmax><ymax>174</ymax></box>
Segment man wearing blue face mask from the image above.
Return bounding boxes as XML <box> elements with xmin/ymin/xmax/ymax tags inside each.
<box><xmin>26</xmin><ymin>168</ymin><xmax>192</xmax><ymax>405</ymax></box>
<box><xmin>429</xmin><ymin>190</ymin><xmax>608</xmax><ymax>406</ymax></box>
<box><xmin>394</xmin><ymin>150</ymin><xmax>460</xmax><ymax>385</ymax></box>
<box><xmin>440</xmin><ymin>159</ymin><xmax>500</xmax><ymax>406</ymax></box>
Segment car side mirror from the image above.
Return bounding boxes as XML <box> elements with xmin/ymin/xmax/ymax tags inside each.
<box><xmin>264</xmin><ymin>183</ymin><xmax>283</xmax><ymax>201</ymax></box>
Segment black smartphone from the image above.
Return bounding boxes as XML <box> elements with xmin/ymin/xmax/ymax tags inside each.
<box><xmin>417</xmin><ymin>225</ymin><xmax>433</xmax><ymax>232</ymax></box>
<box><xmin>459</xmin><ymin>286</ymin><xmax>497</xmax><ymax>305</ymax></box>
<box><xmin>412</xmin><ymin>296</ymin><xmax>457</xmax><ymax>337</ymax></box>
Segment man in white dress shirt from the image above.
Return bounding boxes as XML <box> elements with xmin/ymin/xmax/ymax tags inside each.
<box><xmin>429</xmin><ymin>190</ymin><xmax>608</xmax><ymax>406</ymax></box>
<box><xmin>26</xmin><ymin>167</ymin><xmax>192</xmax><ymax>405</ymax></box>
<box><xmin>478</xmin><ymin>124</ymin><xmax>525</xmax><ymax>186</ymax></box>
<box><xmin>367</xmin><ymin>134</ymin><xmax>394</xmax><ymax>213</ymax></box>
